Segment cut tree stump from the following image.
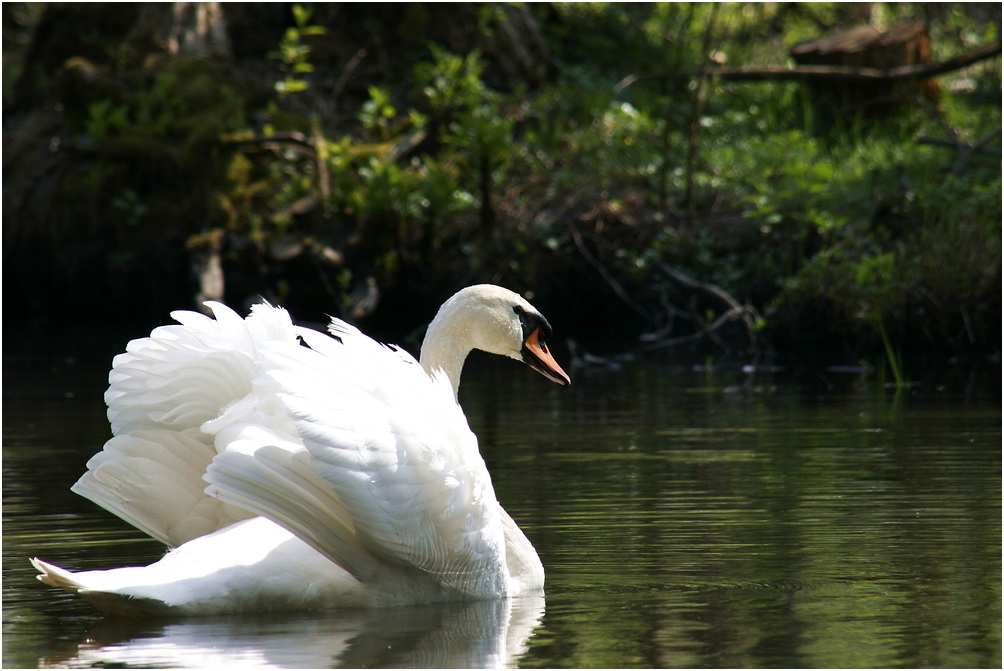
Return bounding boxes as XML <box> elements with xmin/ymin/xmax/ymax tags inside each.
<box><xmin>790</xmin><ymin>20</ymin><xmax>939</xmax><ymax>123</ymax></box>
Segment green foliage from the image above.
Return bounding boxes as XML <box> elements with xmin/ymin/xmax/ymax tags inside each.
<box><xmin>417</xmin><ymin>47</ymin><xmax>516</xmax><ymax>183</ymax></box>
<box><xmin>109</xmin><ymin>188</ymin><xmax>149</xmax><ymax>228</ymax></box>
<box><xmin>78</xmin><ymin>57</ymin><xmax>246</xmax><ymax>156</ymax></box>
<box><xmin>358</xmin><ymin>86</ymin><xmax>399</xmax><ymax>139</ymax></box>
<box><xmin>269</xmin><ymin>4</ymin><xmax>326</xmax><ymax>98</ymax></box>
<box><xmin>15</xmin><ymin>2</ymin><xmax>999</xmax><ymax>357</ymax></box>
<box><xmin>65</xmin><ymin>56</ymin><xmax>247</xmax><ymax>246</ymax></box>
<box><xmin>512</xmin><ymin>2</ymin><xmax>1000</xmax><ymax>361</ymax></box>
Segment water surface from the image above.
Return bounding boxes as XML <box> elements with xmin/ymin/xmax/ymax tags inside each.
<box><xmin>3</xmin><ymin>327</ymin><xmax>1000</xmax><ymax>668</ymax></box>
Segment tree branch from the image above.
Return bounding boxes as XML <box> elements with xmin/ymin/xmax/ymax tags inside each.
<box><xmin>706</xmin><ymin>41</ymin><xmax>1001</xmax><ymax>83</ymax></box>
<box><xmin>567</xmin><ymin>222</ymin><xmax>651</xmax><ymax>320</ymax></box>
<box><xmin>643</xmin><ymin>263</ymin><xmax>767</xmax><ymax>357</ymax></box>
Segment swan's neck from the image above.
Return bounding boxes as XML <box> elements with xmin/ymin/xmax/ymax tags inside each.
<box><xmin>419</xmin><ymin>310</ymin><xmax>475</xmax><ymax>400</ymax></box>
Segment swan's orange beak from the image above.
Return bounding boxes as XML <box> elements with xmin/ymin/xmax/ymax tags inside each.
<box><xmin>522</xmin><ymin>328</ymin><xmax>571</xmax><ymax>387</ymax></box>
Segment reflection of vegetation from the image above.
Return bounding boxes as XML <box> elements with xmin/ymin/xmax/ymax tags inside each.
<box><xmin>2</xmin><ymin>331</ymin><xmax>1000</xmax><ymax>667</ymax></box>
<box><xmin>4</xmin><ymin>3</ymin><xmax>1000</xmax><ymax>368</ymax></box>
<box><xmin>472</xmin><ymin>364</ymin><xmax>1002</xmax><ymax>668</ymax></box>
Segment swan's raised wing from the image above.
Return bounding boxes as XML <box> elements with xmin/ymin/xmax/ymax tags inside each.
<box><xmin>72</xmin><ymin>302</ymin><xmax>299</xmax><ymax>547</ymax></box>
<box><xmin>75</xmin><ymin>301</ymin><xmax>508</xmax><ymax>597</ymax></box>
<box><xmin>204</xmin><ymin>320</ymin><xmax>509</xmax><ymax>598</ymax></box>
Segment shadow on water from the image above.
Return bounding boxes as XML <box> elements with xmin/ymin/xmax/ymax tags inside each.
<box><xmin>3</xmin><ymin>325</ymin><xmax>1001</xmax><ymax>668</ymax></box>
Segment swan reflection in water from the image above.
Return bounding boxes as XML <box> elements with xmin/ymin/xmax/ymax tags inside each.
<box><xmin>41</xmin><ymin>593</ymin><xmax>545</xmax><ymax>669</ymax></box>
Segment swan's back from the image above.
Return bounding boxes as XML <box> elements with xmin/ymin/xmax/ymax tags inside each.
<box><xmin>207</xmin><ymin>315</ymin><xmax>512</xmax><ymax>597</ymax></box>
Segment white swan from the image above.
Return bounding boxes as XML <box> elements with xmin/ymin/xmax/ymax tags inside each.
<box><xmin>31</xmin><ymin>284</ymin><xmax>569</xmax><ymax>615</ymax></box>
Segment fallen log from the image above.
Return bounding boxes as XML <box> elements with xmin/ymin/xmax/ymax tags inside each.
<box><xmin>706</xmin><ymin>41</ymin><xmax>1001</xmax><ymax>83</ymax></box>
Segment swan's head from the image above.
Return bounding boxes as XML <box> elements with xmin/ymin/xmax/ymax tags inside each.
<box><xmin>509</xmin><ymin>302</ymin><xmax>571</xmax><ymax>387</ymax></box>
<box><xmin>420</xmin><ymin>285</ymin><xmax>571</xmax><ymax>394</ymax></box>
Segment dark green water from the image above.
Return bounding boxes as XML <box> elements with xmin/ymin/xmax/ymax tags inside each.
<box><xmin>3</xmin><ymin>329</ymin><xmax>1001</xmax><ymax>668</ymax></box>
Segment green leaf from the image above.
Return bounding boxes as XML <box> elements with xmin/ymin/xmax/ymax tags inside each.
<box><xmin>291</xmin><ymin>4</ymin><xmax>312</xmax><ymax>27</ymax></box>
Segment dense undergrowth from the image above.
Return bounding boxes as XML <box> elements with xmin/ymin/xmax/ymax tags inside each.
<box><xmin>3</xmin><ymin>3</ymin><xmax>1000</xmax><ymax>372</ymax></box>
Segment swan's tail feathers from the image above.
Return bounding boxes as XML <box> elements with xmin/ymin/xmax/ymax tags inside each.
<box><xmin>30</xmin><ymin>558</ymin><xmax>172</xmax><ymax>616</ymax></box>
<box><xmin>31</xmin><ymin>557</ymin><xmax>84</xmax><ymax>592</ymax></box>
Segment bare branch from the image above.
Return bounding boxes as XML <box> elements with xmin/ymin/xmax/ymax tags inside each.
<box><xmin>567</xmin><ymin>222</ymin><xmax>650</xmax><ymax>319</ymax></box>
<box><xmin>706</xmin><ymin>42</ymin><xmax>1001</xmax><ymax>83</ymax></box>
<box><xmin>653</xmin><ymin>263</ymin><xmax>767</xmax><ymax>357</ymax></box>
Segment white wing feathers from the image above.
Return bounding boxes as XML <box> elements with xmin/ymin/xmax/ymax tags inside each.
<box><xmin>75</xmin><ymin>300</ymin><xmax>509</xmax><ymax>598</ymax></box>
<box><xmin>71</xmin><ymin>429</ymin><xmax>247</xmax><ymax>547</ymax></box>
<box><xmin>72</xmin><ymin>301</ymin><xmax>284</xmax><ymax>547</ymax></box>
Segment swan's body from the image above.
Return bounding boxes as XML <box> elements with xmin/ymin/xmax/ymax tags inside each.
<box><xmin>32</xmin><ymin>285</ymin><xmax>569</xmax><ymax>615</ymax></box>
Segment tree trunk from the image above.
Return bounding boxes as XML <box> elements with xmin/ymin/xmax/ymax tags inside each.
<box><xmin>127</xmin><ymin>2</ymin><xmax>232</xmax><ymax>60</ymax></box>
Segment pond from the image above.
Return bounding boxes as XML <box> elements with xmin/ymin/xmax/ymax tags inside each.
<box><xmin>3</xmin><ymin>324</ymin><xmax>1001</xmax><ymax>668</ymax></box>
